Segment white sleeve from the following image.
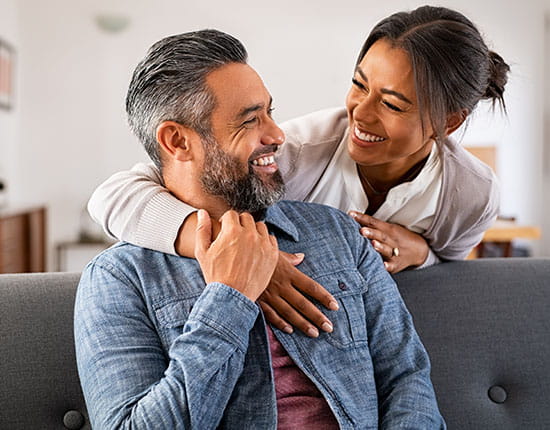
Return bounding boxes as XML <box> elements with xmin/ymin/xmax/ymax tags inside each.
<box><xmin>415</xmin><ymin>247</ymin><xmax>441</xmax><ymax>270</ymax></box>
<box><xmin>87</xmin><ymin>162</ymin><xmax>195</xmax><ymax>255</ymax></box>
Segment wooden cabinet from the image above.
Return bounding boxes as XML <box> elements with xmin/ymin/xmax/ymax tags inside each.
<box><xmin>0</xmin><ymin>206</ymin><xmax>46</xmax><ymax>273</ymax></box>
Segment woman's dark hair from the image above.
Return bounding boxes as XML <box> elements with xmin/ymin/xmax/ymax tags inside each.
<box><xmin>356</xmin><ymin>5</ymin><xmax>510</xmax><ymax>140</ymax></box>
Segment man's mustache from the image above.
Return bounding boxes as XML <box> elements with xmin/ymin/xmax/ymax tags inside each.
<box><xmin>248</xmin><ymin>145</ymin><xmax>279</xmax><ymax>162</ymax></box>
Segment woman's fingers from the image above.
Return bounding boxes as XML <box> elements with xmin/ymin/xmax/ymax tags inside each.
<box><xmin>258</xmin><ymin>300</ymin><xmax>293</xmax><ymax>334</ymax></box>
<box><xmin>349</xmin><ymin>211</ymin><xmax>381</xmax><ymax>228</ymax></box>
<box><xmin>360</xmin><ymin>226</ymin><xmax>388</xmax><ymax>243</ymax></box>
<box><xmin>371</xmin><ymin>239</ymin><xmax>395</xmax><ymax>260</ymax></box>
<box><xmin>279</xmin><ymin>283</ymin><xmax>335</xmax><ymax>331</ymax></box>
<box><xmin>260</xmin><ymin>250</ymin><xmax>343</xmax><ymax>337</ymax></box>
<box><xmin>383</xmin><ymin>260</ymin><xmax>399</xmax><ymax>273</ymax></box>
<box><xmin>279</xmin><ymin>250</ymin><xmax>305</xmax><ymax>266</ymax></box>
<box><xmin>289</xmin><ymin>267</ymin><xmax>339</xmax><ymax>311</ymax></box>
<box><xmin>260</xmin><ymin>289</ymin><xmax>326</xmax><ymax>338</ymax></box>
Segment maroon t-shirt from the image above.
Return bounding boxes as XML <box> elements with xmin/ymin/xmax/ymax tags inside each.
<box><xmin>267</xmin><ymin>326</ymin><xmax>339</xmax><ymax>429</ymax></box>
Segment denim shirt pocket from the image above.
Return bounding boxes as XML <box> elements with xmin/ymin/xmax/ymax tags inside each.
<box><xmin>313</xmin><ymin>269</ymin><xmax>369</xmax><ymax>350</ymax></box>
<box><xmin>154</xmin><ymin>296</ymin><xmax>200</xmax><ymax>348</ymax></box>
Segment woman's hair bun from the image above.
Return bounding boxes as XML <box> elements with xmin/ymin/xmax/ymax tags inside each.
<box><xmin>484</xmin><ymin>51</ymin><xmax>510</xmax><ymax>109</ymax></box>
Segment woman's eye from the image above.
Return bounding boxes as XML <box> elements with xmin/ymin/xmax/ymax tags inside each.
<box><xmin>383</xmin><ymin>101</ymin><xmax>403</xmax><ymax>112</ymax></box>
<box><xmin>352</xmin><ymin>78</ymin><xmax>366</xmax><ymax>91</ymax></box>
<box><xmin>267</xmin><ymin>107</ymin><xmax>275</xmax><ymax>117</ymax></box>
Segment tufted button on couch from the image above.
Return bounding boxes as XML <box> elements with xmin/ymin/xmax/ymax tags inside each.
<box><xmin>0</xmin><ymin>258</ymin><xmax>549</xmax><ymax>429</ymax></box>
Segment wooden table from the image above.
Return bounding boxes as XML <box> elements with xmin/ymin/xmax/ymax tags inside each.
<box><xmin>471</xmin><ymin>219</ymin><xmax>541</xmax><ymax>258</ymax></box>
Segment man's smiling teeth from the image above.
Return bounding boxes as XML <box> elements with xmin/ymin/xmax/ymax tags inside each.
<box><xmin>354</xmin><ymin>126</ymin><xmax>385</xmax><ymax>142</ymax></box>
<box><xmin>251</xmin><ymin>155</ymin><xmax>275</xmax><ymax>166</ymax></box>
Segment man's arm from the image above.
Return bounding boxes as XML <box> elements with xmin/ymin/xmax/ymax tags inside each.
<box><xmin>75</xmin><ymin>211</ymin><xmax>278</xmax><ymax>428</ymax></box>
<box><xmin>354</xmin><ymin>233</ymin><xmax>445</xmax><ymax>428</ymax></box>
<box><xmin>75</xmin><ymin>266</ymin><xmax>259</xmax><ymax>429</ymax></box>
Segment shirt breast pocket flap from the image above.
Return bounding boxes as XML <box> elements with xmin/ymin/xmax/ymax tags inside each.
<box><xmin>154</xmin><ymin>297</ymin><xmax>197</xmax><ymax>344</ymax></box>
<box><xmin>314</xmin><ymin>270</ymin><xmax>368</xmax><ymax>349</ymax></box>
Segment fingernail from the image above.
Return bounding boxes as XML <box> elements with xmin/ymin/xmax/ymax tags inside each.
<box><xmin>348</xmin><ymin>211</ymin><xmax>358</xmax><ymax>218</ymax></box>
<box><xmin>307</xmin><ymin>327</ymin><xmax>319</xmax><ymax>338</ymax></box>
<box><xmin>361</xmin><ymin>228</ymin><xmax>371</xmax><ymax>237</ymax></box>
<box><xmin>328</xmin><ymin>300</ymin><xmax>339</xmax><ymax>311</ymax></box>
<box><xmin>321</xmin><ymin>322</ymin><xmax>333</xmax><ymax>333</ymax></box>
<box><xmin>294</xmin><ymin>252</ymin><xmax>305</xmax><ymax>260</ymax></box>
<box><xmin>282</xmin><ymin>325</ymin><xmax>293</xmax><ymax>334</ymax></box>
<box><xmin>372</xmin><ymin>240</ymin><xmax>381</xmax><ymax>250</ymax></box>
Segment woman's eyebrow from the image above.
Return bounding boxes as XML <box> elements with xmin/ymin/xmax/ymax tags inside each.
<box><xmin>355</xmin><ymin>66</ymin><xmax>412</xmax><ymax>105</ymax></box>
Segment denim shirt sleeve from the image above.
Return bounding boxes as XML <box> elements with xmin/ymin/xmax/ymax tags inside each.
<box><xmin>74</xmin><ymin>261</ymin><xmax>259</xmax><ymax>429</ymax></box>
<box><xmin>356</xmin><ymin>240</ymin><xmax>446</xmax><ymax>429</ymax></box>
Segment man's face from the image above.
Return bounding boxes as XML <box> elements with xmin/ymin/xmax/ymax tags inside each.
<box><xmin>199</xmin><ymin>63</ymin><xmax>286</xmax><ymax>214</ymax></box>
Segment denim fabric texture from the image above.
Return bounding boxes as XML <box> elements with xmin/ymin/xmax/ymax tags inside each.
<box><xmin>74</xmin><ymin>201</ymin><xmax>445</xmax><ymax>429</ymax></box>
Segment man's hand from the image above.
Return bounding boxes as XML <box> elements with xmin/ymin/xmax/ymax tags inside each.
<box><xmin>195</xmin><ymin>209</ymin><xmax>279</xmax><ymax>302</ymax></box>
<box><xmin>259</xmin><ymin>251</ymin><xmax>339</xmax><ymax>337</ymax></box>
<box><xmin>349</xmin><ymin>212</ymin><xmax>429</xmax><ymax>273</ymax></box>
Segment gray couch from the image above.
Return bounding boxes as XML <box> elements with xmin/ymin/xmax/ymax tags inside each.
<box><xmin>1</xmin><ymin>258</ymin><xmax>549</xmax><ymax>429</ymax></box>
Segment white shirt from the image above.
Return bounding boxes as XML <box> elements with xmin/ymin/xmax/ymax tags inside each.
<box><xmin>304</xmin><ymin>130</ymin><xmax>442</xmax><ymax>235</ymax></box>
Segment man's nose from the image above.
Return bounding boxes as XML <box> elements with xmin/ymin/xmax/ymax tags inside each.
<box><xmin>262</xmin><ymin>117</ymin><xmax>285</xmax><ymax>146</ymax></box>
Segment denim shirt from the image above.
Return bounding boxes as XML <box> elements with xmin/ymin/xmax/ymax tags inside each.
<box><xmin>75</xmin><ymin>201</ymin><xmax>445</xmax><ymax>429</ymax></box>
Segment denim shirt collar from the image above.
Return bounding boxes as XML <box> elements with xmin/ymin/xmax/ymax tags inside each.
<box><xmin>265</xmin><ymin>203</ymin><xmax>300</xmax><ymax>242</ymax></box>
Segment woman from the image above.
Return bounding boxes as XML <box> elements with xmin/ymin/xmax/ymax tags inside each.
<box><xmin>89</xmin><ymin>5</ymin><xmax>509</xmax><ymax>335</ymax></box>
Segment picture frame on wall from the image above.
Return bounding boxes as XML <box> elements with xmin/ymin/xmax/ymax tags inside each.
<box><xmin>0</xmin><ymin>39</ymin><xmax>14</xmax><ymax>110</ymax></box>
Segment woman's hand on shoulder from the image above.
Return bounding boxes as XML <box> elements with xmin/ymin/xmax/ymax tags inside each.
<box><xmin>259</xmin><ymin>251</ymin><xmax>339</xmax><ymax>337</ymax></box>
<box><xmin>349</xmin><ymin>212</ymin><xmax>429</xmax><ymax>273</ymax></box>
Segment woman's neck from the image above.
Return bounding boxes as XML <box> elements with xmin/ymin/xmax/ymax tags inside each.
<box><xmin>357</xmin><ymin>144</ymin><xmax>433</xmax><ymax>215</ymax></box>
<box><xmin>357</xmin><ymin>140</ymin><xmax>434</xmax><ymax>194</ymax></box>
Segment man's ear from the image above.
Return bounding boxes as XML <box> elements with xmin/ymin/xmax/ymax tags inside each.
<box><xmin>444</xmin><ymin>109</ymin><xmax>469</xmax><ymax>136</ymax></box>
<box><xmin>156</xmin><ymin>121</ymin><xmax>199</xmax><ymax>162</ymax></box>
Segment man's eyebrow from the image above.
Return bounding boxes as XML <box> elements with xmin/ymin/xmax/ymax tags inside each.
<box><xmin>235</xmin><ymin>97</ymin><xmax>273</xmax><ymax>120</ymax></box>
<box><xmin>355</xmin><ymin>67</ymin><xmax>413</xmax><ymax>105</ymax></box>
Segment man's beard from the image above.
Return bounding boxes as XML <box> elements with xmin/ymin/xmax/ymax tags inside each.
<box><xmin>199</xmin><ymin>137</ymin><xmax>286</xmax><ymax>217</ymax></box>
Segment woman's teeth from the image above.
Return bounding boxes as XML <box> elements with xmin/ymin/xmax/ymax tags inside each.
<box><xmin>252</xmin><ymin>155</ymin><xmax>275</xmax><ymax>166</ymax></box>
<box><xmin>355</xmin><ymin>126</ymin><xmax>385</xmax><ymax>142</ymax></box>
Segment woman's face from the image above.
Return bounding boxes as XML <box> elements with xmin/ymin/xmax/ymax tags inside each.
<box><xmin>345</xmin><ymin>38</ymin><xmax>434</xmax><ymax>169</ymax></box>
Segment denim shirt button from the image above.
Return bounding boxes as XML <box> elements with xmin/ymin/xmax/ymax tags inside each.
<box><xmin>338</xmin><ymin>280</ymin><xmax>347</xmax><ymax>291</ymax></box>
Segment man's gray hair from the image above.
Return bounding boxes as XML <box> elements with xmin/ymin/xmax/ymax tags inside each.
<box><xmin>126</xmin><ymin>29</ymin><xmax>248</xmax><ymax>169</ymax></box>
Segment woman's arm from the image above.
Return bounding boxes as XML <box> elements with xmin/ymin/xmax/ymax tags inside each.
<box><xmin>87</xmin><ymin>162</ymin><xmax>338</xmax><ymax>336</ymax></box>
<box><xmin>88</xmin><ymin>162</ymin><xmax>195</xmax><ymax>255</ymax></box>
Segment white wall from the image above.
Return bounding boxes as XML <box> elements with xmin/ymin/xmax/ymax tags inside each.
<box><xmin>0</xmin><ymin>0</ymin><xmax>19</xmax><ymax>206</ymax></box>
<box><xmin>6</xmin><ymin>0</ymin><xmax>549</xmax><ymax>268</ymax></box>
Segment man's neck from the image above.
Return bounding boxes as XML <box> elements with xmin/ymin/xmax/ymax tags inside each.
<box><xmin>163</xmin><ymin>170</ymin><xmax>230</xmax><ymax>220</ymax></box>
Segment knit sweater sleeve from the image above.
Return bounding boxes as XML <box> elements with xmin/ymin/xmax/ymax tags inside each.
<box><xmin>87</xmin><ymin>162</ymin><xmax>194</xmax><ymax>255</ymax></box>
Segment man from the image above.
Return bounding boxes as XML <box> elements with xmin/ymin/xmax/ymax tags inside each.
<box><xmin>75</xmin><ymin>29</ymin><xmax>445</xmax><ymax>429</ymax></box>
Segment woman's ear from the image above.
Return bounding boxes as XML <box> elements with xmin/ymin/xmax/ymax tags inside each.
<box><xmin>156</xmin><ymin>121</ymin><xmax>199</xmax><ymax>162</ymax></box>
<box><xmin>444</xmin><ymin>109</ymin><xmax>469</xmax><ymax>136</ymax></box>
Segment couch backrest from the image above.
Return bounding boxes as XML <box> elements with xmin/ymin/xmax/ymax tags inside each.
<box><xmin>1</xmin><ymin>259</ymin><xmax>549</xmax><ymax>429</ymax></box>
<box><xmin>0</xmin><ymin>272</ymin><xmax>89</xmax><ymax>429</ymax></box>
<box><xmin>394</xmin><ymin>258</ymin><xmax>550</xmax><ymax>429</ymax></box>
